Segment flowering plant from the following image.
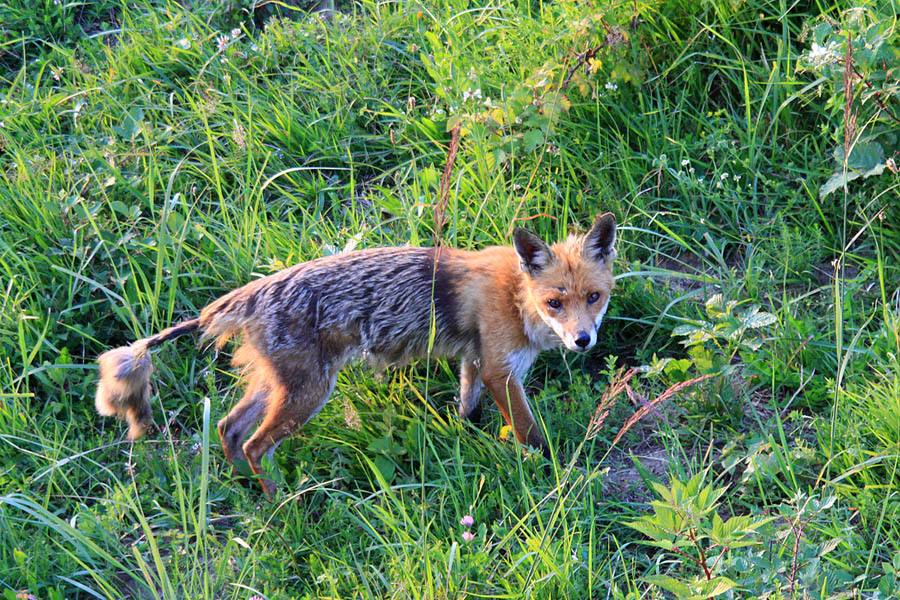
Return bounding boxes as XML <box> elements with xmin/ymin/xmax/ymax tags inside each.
<box><xmin>800</xmin><ymin>3</ymin><xmax>900</xmax><ymax>196</ymax></box>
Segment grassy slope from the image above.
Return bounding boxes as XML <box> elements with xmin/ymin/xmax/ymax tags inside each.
<box><xmin>0</xmin><ymin>0</ymin><xmax>898</xmax><ymax>598</ymax></box>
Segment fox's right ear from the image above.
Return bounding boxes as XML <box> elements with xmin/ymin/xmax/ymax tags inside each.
<box><xmin>582</xmin><ymin>212</ymin><xmax>617</xmax><ymax>264</ymax></box>
<box><xmin>513</xmin><ymin>228</ymin><xmax>555</xmax><ymax>276</ymax></box>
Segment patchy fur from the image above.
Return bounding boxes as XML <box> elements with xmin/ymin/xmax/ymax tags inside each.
<box><xmin>93</xmin><ymin>214</ymin><xmax>617</xmax><ymax>497</ymax></box>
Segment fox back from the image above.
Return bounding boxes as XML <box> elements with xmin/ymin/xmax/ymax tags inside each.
<box><xmin>198</xmin><ymin>247</ymin><xmax>479</xmax><ymax>369</ymax></box>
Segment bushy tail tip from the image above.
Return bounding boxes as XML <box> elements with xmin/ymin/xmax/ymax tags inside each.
<box><xmin>95</xmin><ymin>343</ymin><xmax>154</xmax><ymax>439</ymax></box>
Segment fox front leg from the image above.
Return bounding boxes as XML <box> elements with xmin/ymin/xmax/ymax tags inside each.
<box><xmin>458</xmin><ymin>358</ymin><xmax>484</xmax><ymax>422</ymax></box>
<box><xmin>480</xmin><ymin>367</ymin><xmax>550</xmax><ymax>459</ymax></box>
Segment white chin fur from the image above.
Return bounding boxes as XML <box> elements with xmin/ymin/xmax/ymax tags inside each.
<box><xmin>594</xmin><ymin>303</ymin><xmax>608</xmax><ymax>329</ymax></box>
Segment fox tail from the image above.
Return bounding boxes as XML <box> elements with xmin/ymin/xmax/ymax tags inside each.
<box><xmin>95</xmin><ymin>319</ymin><xmax>200</xmax><ymax>439</ymax></box>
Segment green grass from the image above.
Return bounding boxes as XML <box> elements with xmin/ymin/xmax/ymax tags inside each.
<box><xmin>0</xmin><ymin>0</ymin><xmax>898</xmax><ymax>598</ymax></box>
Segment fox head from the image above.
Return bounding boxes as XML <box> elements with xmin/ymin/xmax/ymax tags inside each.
<box><xmin>514</xmin><ymin>213</ymin><xmax>616</xmax><ymax>352</ymax></box>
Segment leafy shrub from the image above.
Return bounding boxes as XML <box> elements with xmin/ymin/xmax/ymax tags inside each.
<box><xmin>629</xmin><ymin>475</ymin><xmax>861</xmax><ymax>599</ymax></box>
<box><xmin>799</xmin><ymin>1</ymin><xmax>900</xmax><ymax>197</ymax></box>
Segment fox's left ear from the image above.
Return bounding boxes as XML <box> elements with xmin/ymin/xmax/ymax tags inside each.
<box><xmin>582</xmin><ymin>212</ymin><xmax>617</xmax><ymax>263</ymax></box>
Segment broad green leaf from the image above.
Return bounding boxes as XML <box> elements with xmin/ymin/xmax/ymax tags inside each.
<box><xmin>833</xmin><ymin>141</ymin><xmax>884</xmax><ymax>171</ymax></box>
<box><xmin>624</xmin><ymin>519</ymin><xmax>667</xmax><ymax>541</ymax></box>
<box><xmin>820</xmin><ymin>169</ymin><xmax>860</xmax><ymax>197</ymax></box>
<box><xmin>698</xmin><ymin>576</ymin><xmax>737</xmax><ymax>597</ymax></box>
<box><xmin>672</xmin><ymin>324</ymin><xmax>703</xmax><ymax>337</ymax></box>
<box><xmin>664</xmin><ymin>358</ymin><xmax>693</xmax><ymax>378</ymax></box>
<box><xmin>523</xmin><ymin>129</ymin><xmax>544</xmax><ymax>153</ymax></box>
<box><xmin>643</xmin><ymin>575</ymin><xmax>693</xmax><ymax>597</ymax></box>
<box><xmin>446</xmin><ymin>115</ymin><xmax>462</xmax><ymax>132</ymax></box>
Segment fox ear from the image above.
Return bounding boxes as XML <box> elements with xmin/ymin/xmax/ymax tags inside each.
<box><xmin>513</xmin><ymin>227</ymin><xmax>555</xmax><ymax>276</ymax></box>
<box><xmin>582</xmin><ymin>213</ymin><xmax>617</xmax><ymax>263</ymax></box>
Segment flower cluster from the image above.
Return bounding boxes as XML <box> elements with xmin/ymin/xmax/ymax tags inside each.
<box><xmin>460</xmin><ymin>514</ymin><xmax>475</xmax><ymax>542</ymax></box>
<box><xmin>804</xmin><ymin>41</ymin><xmax>841</xmax><ymax>70</ymax></box>
<box><xmin>462</xmin><ymin>88</ymin><xmax>482</xmax><ymax>101</ymax></box>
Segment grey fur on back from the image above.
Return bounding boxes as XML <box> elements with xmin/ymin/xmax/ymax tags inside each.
<box><xmin>201</xmin><ymin>247</ymin><xmax>477</xmax><ymax>370</ymax></box>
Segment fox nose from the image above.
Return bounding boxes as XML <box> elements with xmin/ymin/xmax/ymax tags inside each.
<box><xmin>574</xmin><ymin>332</ymin><xmax>591</xmax><ymax>349</ymax></box>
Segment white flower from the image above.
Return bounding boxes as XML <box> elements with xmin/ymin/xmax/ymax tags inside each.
<box><xmin>462</xmin><ymin>88</ymin><xmax>483</xmax><ymax>102</ymax></box>
<box><xmin>216</xmin><ymin>35</ymin><xmax>229</xmax><ymax>52</ymax></box>
<box><xmin>231</xmin><ymin>28</ymin><xmax>241</xmax><ymax>38</ymax></box>
<box><xmin>720</xmin><ymin>172</ymin><xmax>729</xmax><ymax>180</ymax></box>
<box><xmin>807</xmin><ymin>42</ymin><xmax>840</xmax><ymax>69</ymax></box>
<box><xmin>250</xmin><ymin>44</ymin><xmax>258</xmax><ymax>52</ymax></box>
<box><xmin>681</xmin><ymin>159</ymin><xmax>689</xmax><ymax>167</ymax></box>
<box><xmin>605</xmin><ymin>81</ymin><xmax>618</xmax><ymax>91</ymax></box>
<box><xmin>808</xmin><ymin>43</ymin><xmax>829</xmax><ymax>61</ymax></box>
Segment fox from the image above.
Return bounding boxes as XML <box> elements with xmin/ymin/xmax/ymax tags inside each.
<box><xmin>94</xmin><ymin>213</ymin><xmax>617</xmax><ymax>496</ymax></box>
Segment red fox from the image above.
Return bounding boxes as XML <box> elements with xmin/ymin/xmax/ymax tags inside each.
<box><xmin>95</xmin><ymin>214</ymin><xmax>616</xmax><ymax>496</ymax></box>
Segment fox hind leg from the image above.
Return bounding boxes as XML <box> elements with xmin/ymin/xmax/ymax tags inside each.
<box><xmin>217</xmin><ymin>382</ymin><xmax>268</xmax><ymax>465</ymax></box>
<box><xmin>241</xmin><ymin>370</ymin><xmax>335</xmax><ymax>498</ymax></box>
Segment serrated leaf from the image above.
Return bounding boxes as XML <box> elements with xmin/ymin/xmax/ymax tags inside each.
<box><xmin>834</xmin><ymin>141</ymin><xmax>884</xmax><ymax>171</ymax></box>
<box><xmin>820</xmin><ymin>170</ymin><xmax>861</xmax><ymax>197</ymax></box>
<box><xmin>820</xmin><ymin>537</ymin><xmax>841</xmax><ymax>556</ymax></box>
<box><xmin>110</xmin><ymin>200</ymin><xmax>128</xmax><ymax>216</ymax></box>
<box><xmin>705</xmin><ymin>293</ymin><xmax>726</xmax><ymax>316</ymax></box>
<box><xmin>818</xmin><ymin>495</ymin><xmax>836</xmax><ymax>511</ymax></box>
<box><xmin>698</xmin><ymin>576</ymin><xmax>737</xmax><ymax>597</ymax></box>
<box><xmin>650</xmin><ymin>480</ymin><xmax>673</xmax><ymax>500</ymax></box>
<box><xmin>712</xmin><ymin>511</ymin><xmax>725</xmax><ymax>538</ymax></box>
<box><xmin>864</xmin><ymin>162</ymin><xmax>886</xmax><ymax>178</ymax></box>
<box><xmin>523</xmin><ymin>129</ymin><xmax>544</xmax><ymax>153</ymax></box>
<box><xmin>705</xmin><ymin>293</ymin><xmax>725</xmax><ymax>306</ymax></box>
<box><xmin>643</xmin><ymin>575</ymin><xmax>693</xmax><ymax>597</ymax></box>
<box><xmin>489</xmin><ymin>108</ymin><xmax>506</xmax><ymax>127</ymax></box>
<box><xmin>742</xmin><ymin>310</ymin><xmax>777</xmax><ymax>329</ymax></box>
<box><xmin>624</xmin><ymin>519</ymin><xmax>666</xmax><ymax>541</ymax></box>
<box><xmin>823</xmin><ymin>141</ymin><xmax>888</xmax><ymax>196</ymax></box>
<box><xmin>672</xmin><ymin>324</ymin><xmax>702</xmax><ymax>336</ymax></box>
<box><xmin>664</xmin><ymin>358</ymin><xmax>693</xmax><ymax>377</ymax></box>
<box><xmin>372</xmin><ymin>456</ymin><xmax>395</xmax><ymax>482</ymax></box>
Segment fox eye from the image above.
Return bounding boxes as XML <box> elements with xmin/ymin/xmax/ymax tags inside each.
<box><xmin>547</xmin><ymin>299</ymin><xmax>562</xmax><ymax>309</ymax></box>
<box><xmin>587</xmin><ymin>292</ymin><xmax>601</xmax><ymax>304</ymax></box>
